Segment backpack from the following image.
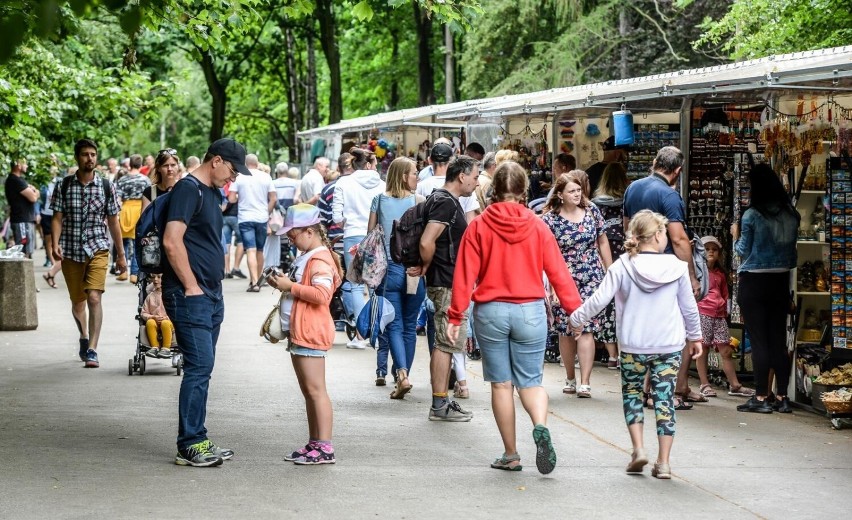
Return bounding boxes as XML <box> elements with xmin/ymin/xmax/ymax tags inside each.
<box><xmin>390</xmin><ymin>190</ymin><xmax>459</xmax><ymax>268</ymax></box>
<box><xmin>61</xmin><ymin>175</ymin><xmax>115</xmax><ymax>212</ymax></box>
<box><xmin>134</xmin><ymin>176</ymin><xmax>203</xmax><ymax>274</ymax></box>
<box><xmin>692</xmin><ymin>235</ymin><xmax>710</xmax><ymax>301</ymax></box>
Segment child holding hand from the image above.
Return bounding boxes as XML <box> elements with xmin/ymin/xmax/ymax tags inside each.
<box><xmin>267</xmin><ymin>204</ymin><xmax>342</xmax><ymax>465</ymax></box>
<box><xmin>141</xmin><ymin>274</ymin><xmax>174</xmax><ymax>359</ymax></box>
<box><xmin>694</xmin><ymin>236</ymin><xmax>755</xmax><ymax>398</ymax></box>
<box><xmin>569</xmin><ymin>210</ymin><xmax>702</xmax><ymax>479</ymax></box>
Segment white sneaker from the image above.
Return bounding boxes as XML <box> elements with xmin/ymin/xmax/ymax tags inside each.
<box><xmin>346</xmin><ymin>339</ymin><xmax>368</xmax><ymax>349</ymax></box>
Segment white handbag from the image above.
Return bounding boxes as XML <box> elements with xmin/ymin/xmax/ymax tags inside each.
<box><xmin>260</xmin><ymin>292</ymin><xmax>288</xmax><ymax>343</ymax></box>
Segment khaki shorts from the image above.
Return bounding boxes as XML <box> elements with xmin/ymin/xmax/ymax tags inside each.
<box><xmin>61</xmin><ymin>250</ymin><xmax>109</xmax><ymax>303</ymax></box>
<box><xmin>427</xmin><ymin>286</ymin><xmax>468</xmax><ymax>354</ymax></box>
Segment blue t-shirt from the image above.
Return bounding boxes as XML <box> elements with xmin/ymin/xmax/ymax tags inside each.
<box><xmin>370</xmin><ymin>193</ymin><xmax>417</xmax><ymax>257</ymax></box>
<box><xmin>162</xmin><ymin>175</ymin><xmax>225</xmax><ymax>299</ymax></box>
<box><xmin>623</xmin><ymin>173</ymin><xmax>686</xmax><ymax>254</ymax></box>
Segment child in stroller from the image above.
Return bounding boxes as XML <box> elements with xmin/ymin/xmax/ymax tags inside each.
<box><xmin>128</xmin><ymin>273</ymin><xmax>183</xmax><ymax>376</ymax></box>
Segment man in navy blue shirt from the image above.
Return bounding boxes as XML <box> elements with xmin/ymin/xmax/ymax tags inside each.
<box><xmin>623</xmin><ymin>146</ymin><xmax>702</xmax><ymax>407</ymax></box>
<box><xmin>162</xmin><ymin>138</ymin><xmax>250</xmax><ymax>467</ymax></box>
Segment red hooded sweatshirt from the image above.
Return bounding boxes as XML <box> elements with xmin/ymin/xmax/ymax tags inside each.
<box><xmin>448</xmin><ymin>202</ymin><xmax>582</xmax><ymax>325</ymax></box>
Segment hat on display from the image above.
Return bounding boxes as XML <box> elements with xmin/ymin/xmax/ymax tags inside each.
<box><xmin>277</xmin><ymin>203</ymin><xmax>322</xmax><ymax>235</ymax></box>
<box><xmin>430</xmin><ymin>142</ymin><xmax>454</xmax><ymax>163</ymax></box>
<box><xmin>207</xmin><ymin>138</ymin><xmax>251</xmax><ymax>176</ymax></box>
<box><xmin>700</xmin><ymin>235</ymin><xmax>722</xmax><ymax>249</ymax></box>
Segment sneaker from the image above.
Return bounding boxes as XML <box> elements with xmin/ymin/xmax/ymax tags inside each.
<box><xmin>429</xmin><ymin>401</ymin><xmax>473</xmax><ymax>422</ymax></box>
<box><xmin>116</xmin><ymin>272</ymin><xmax>128</xmax><ymax>281</ymax></box>
<box><xmin>199</xmin><ymin>439</ymin><xmax>234</xmax><ymax>460</ymax></box>
<box><xmin>532</xmin><ymin>424</ymin><xmax>556</xmax><ymax>475</ymax></box>
<box><xmin>175</xmin><ymin>441</ymin><xmax>224</xmax><ymax>467</ymax></box>
<box><xmin>626</xmin><ymin>447</ymin><xmax>648</xmax><ymax>474</ymax></box>
<box><xmin>772</xmin><ymin>396</ymin><xmax>793</xmax><ymax>413</ymax></box>
<box><xmin>651</xmin><ymin>462</ymin><xmax>671</xmax><ymax>479</ymax></box>
<box><xmin>736</xmin><ymin>396</ymin><xmax>773</xmax><ymax>414</ymax></box>
<box><xmin>375</xmin><ymin>375</ymin><xmax>386</xmax><ymax>386</ymax></box>
<box><xmin>158</xmin><ymin>348</ymin><xmax>173</xmax><ymax>359</ymax></box>
<box><xmin>453</xmin><ymin>381</ymin><xmax>470</xmax><ymax>399</ymax></box>
<box><xmin>284</xmin><ymin>443</ymin><xmax>313</xmax><ymax>462</ymax></box>
<box><xmin>79</xmin><ymin>338</ymin><xmax>89</xmax><ymax>362</ymax></box>
<box><xmin>415</xmin><ymin>326</ymin><xmax>426</xmax><ymax>336</ymax></box>
<box><xmin>129</xmin><ymin>274</ymin><xmax>138</xmax><ymax>284</ymax></box>
<box><xmin>346</xmin><ymin>339</ymin><xmax>368</xmax><ymax>349</ymax></box>
<box><xmin>84</xmin><ymin>349</ymin><xmax>99</xmax><ymax>368</ymax></box>
<box><xmin>145</xmin><ymin>347</ymin><xmax>160</xmax><ymax>358</ymax></box>
<box><xmin>293</xmin><ymin>445</ymin><xmax>335</xmax><ymax>465</ymax></box>
<box><xmin>225</xmin><ymin>272</ymin><xmax>234</xmax><ymax>279</ymax></box>
<box><xmin>231</xmin><ymin>269</ymin><xmax>247</xmax><ymax>279</ymax></box>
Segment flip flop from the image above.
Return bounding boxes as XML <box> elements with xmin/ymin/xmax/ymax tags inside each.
<box><xmin>42</xmin><ymin>273</ymin><xmax>57</xmax><ymax>288</ymax></box>
<box><xmin>674</xmin><ymin>397</ymin><xmax>693</xmax><ymax>410</ymax></box>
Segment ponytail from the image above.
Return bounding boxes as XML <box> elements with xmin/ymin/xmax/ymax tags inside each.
<box><xmin>311</xmin><ymin>223</ymin><xmax>343</xmax><ymax>279</ymax></box>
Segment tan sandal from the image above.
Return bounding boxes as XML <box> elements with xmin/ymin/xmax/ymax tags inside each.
<box><xmin>390</xmin><ymin>368</ymin><xmax>412</xmax><ymax>399</ymax></box>
<box><xmin>699</xmin><ymin>384</ymin><xmax>717</xmax><ymax>397</ymax></box>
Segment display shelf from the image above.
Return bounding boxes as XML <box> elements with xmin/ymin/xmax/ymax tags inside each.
<box><xmin>798</xmin><ymin>291</ymin><xmax>831</xmax><ymax>296</ymax></box>
<box><xmin>796</xmin><ymin>241</ymin><xmax>828</xmax><ymax>245</ymax></box>
<box><xmin>801</xmin><ymin>190</ymin><xmax>827</xmax><ymax>195</ymax></box>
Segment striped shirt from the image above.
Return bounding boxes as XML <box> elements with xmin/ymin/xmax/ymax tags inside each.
<box><xmin>50</xmin><ymin>175</ymin><xmax>120</xmax><ymax>262</ymax></box>
<box><xmin>317</xmin><ymin>179</ymin><xmax>343</xmax><ymax>248</ymax></box>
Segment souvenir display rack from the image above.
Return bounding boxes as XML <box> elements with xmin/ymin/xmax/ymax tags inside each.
<box><xmin>628</xmin><ymin>123</ymin><xmax>680</xmax><ymax>180</ymax></box>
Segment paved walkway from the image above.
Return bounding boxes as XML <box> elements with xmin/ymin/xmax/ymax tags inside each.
<box><xmin>1</xmin><ymin>263</ymin><xmax>851</xmax><ymax>519</ymax></box>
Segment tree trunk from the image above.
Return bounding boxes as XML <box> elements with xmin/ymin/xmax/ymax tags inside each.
<box><xmin>619</xmin><ymin>7</ymin><xmax>630</xmax><ymax>79</ymax></box>
<box><xmin>444</xmin><ymin>24</ymin><xmax>454</xmax><ymax>103</ymax></box>
<box><xmin>390</xmin><ymin>29</ymin><xmax>399</xmax><ymax>110</ymax></box>
<box><xmin>315</xmin><ymin>0</ymin><xmax>342</xmax><ymax>123</ymax></box>
<box><xmin>199</xmin><ymin>48</ymin><xmax>227</xmax><ymax>141</ymax></box>
<box><xmin>306</xmin><ymin>31</ymin><xmax>319</xmax><ymax>129</ymax></box>
<box><xmin>283</xmin><ymin>26</ymin><xmax>302</xmax><ymax>164</ymax></box>
<box><xmin>413</xmin><ymin>4</ymin><xmax>435</xmax><ymax>106</ymax></box>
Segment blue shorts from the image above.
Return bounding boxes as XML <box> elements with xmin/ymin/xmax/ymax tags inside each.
<box><xmin>287</xmin><ymin>342</ymin><xmax>327</xmax><ymax>358</ymax></box>
<box><xmin>239</xmin><ymin>221</ymin><xmax>268</xmax><ymax>250</ymax></box>
<box><xmin>222</xmin><ymin>216</ymin><xmax>242</xmax><ymax>246</ymax></box>
<box><xmin>473</xmin><ymin>300</ymin><xmax>547</xmax><ymax>389</ymax></box>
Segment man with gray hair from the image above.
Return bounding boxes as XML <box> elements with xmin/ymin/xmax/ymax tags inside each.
<box><xmin>186</xmin><ymin>156</ymin><xmax>201</xmax><ymax>173</ymax></box>
<box><xmin>228</xmin><ymin>153</ymin><xmax>277</xmax><ymax>290</ymax></box>
<box><xmin>623</xmin><ymin>145</ymin><xmax>702</xmax><ymax>408</ymax></box>
<box><xmin>299</xmin><ymin>157</ymin><xmax>331</xmax><ymax>205</ymax></box>
<box><xmin>474</xmin><ymin>151</ymin><xmax>497</xmax><ymax>211</ymax></box>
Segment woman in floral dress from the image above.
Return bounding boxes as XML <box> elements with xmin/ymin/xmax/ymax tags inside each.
<box><xmin>542</xmin><ymin>171</ymin><xmax>612</xmax><ymax>398</ymax></box>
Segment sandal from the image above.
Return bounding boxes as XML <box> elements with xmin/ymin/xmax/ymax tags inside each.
<box><xmin>728</xmin><ymin>385</ymin><xmax>756</xmax><ymax>397</ymax></box>
<box><xmin>42</xmin><ymin>273</ymin><xmax>57</xmax><ymax>288</ymax></box>
<box><xmin>699</xmin><ymin>384</ymin><xmax>717</xmax><ymax>398</ymax></box>
<box><xmin>490</xmin><ymin>453</ymin><xmax>522</xmax><ymax>471</ymax></box>
<box><xmin>673</xmin><ymin>397</ymin><xmax>693</xmax><ymax>410</ymax></box>
<box><xmin>678</xmin><ymin>389</ymin><xmax>708</xmax><ymax>403</ymax></box>
<box><xmin>576</xmin><ymin>384</ymin><xmax>592</xmax><ymax>398</ymax></box>
<box><xmin>562</xmin><ymin>379</ymin><xmax>576</xmax><ymax>395</ymax></box>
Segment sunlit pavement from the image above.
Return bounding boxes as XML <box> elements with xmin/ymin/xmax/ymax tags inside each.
<box><xmin>1</xmin><ymin>262</ymin><xmax>850</xmax><ymax>519</ymax></box>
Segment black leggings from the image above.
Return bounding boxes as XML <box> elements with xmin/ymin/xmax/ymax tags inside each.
<box><xmin>737</xmin><ymin>271</ymin><xmax>791</xmax><ymax>397</ymax></box>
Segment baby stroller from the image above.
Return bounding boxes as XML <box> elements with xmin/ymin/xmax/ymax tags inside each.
<box><xmin>128</xmin><ymin>273</ymin><xmax>183</xmax><ymax>376</ymax></box>
<box><xmin>331</xmin><ymin>272</ymin><xmax>357</xmax><ymax>341</ymax></box>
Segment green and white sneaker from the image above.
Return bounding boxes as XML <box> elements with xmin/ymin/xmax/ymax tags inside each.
<box><xmin>175</xmin><ymin>441</ymin><xmax>224</xmax><ymax>467</ymax></box>
<box><xmin>199</xmin><ymin>439</ymin><xmax>234</xmax><ymax>461</ymax></box>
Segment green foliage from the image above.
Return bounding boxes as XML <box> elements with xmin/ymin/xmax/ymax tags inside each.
<box><xmin>694</xmin><ymin>0</ymin><xmax>852</xmax><ymax>60</ymax></box>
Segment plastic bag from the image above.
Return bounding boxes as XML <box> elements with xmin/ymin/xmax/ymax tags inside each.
<box><xmin>346</xmin><ymin>224</ymin><xmax>387</xmax><ymax>288</ymax></box>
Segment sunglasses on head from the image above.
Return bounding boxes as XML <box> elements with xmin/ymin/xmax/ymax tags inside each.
<box><xmin>158</xmin><ymin>148</ymin><xmax>178</xmax><ymax>157</ymax></box>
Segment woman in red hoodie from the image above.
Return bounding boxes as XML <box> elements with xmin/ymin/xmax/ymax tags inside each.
<box><xmin>447</xmin><ymin>161</ymin><xmax>582</xmax><ymax>475</ymax></box>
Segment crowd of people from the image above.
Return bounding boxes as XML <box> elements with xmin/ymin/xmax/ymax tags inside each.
<box><xmin>1</xmin><ymin>136</ymin><xmax>797</xmax><ymax>477</ymax></box>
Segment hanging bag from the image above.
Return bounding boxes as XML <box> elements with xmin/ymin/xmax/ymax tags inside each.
<box><xmin>260</xmin><ymin>290</ymin><xmax>289</xmax><ymax>344</ymax></box>
<box><xmin>356</xmin><ymin>292</ymin><xmax>395</xmax><ymax>348</ymax></box>
<box><xmin>346</xmin><ymin>195</ymin><xmax>388</xmax><ymax>288</ymax></box>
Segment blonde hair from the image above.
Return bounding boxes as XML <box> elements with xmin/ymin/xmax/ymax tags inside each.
<box><xmin>385</xmin><ymin>157</ymin><xmax>416</xmax><ymax>198</ymax></box>
<box><xmin>624</xmin><ymin>210</ymin><xmax>668</xmax><ymax>257</ymax></box>
<box><xmin>544</xmin><ymin>171</ymin><xmax>591</xmax><ymax>213</ymax></box>
<box><xmin>494</xmin><ymin>149</ymin><xmax>519</xmax><ymax>166</ymax></box>
<box><xmin>594</xmin><ymin>162</ymin><xmax>628</xmax><ymax>199</ymax></box>
<box><xmin>491</xmin><ymin>160</ymin><xmax>528</xmax><ymax>203</ymax></box>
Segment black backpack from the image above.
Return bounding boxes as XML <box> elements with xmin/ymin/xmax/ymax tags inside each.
<box><xmin>390</xmin><ymin>189</ymin><xmax>459</xmax><ymax>267</ymax></box>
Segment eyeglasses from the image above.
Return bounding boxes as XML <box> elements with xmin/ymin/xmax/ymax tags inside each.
<box><xmin>158</xmin><ymin>148</ymin><xmax>178</xmax><ymax>157</ymax></box>
<box><xmin>222</xmin><ymin>161</ymin><xmax>237</xmax><ymax>179</ymax></box>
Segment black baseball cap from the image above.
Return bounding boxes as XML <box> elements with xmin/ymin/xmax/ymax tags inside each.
<box><xmin>430</xmin><ymin>142</ymin><xmax>453</xmax><ymax>163</ymax></box>
<box><xmin>208</xmin><ymin>138</ymin><xmax>251</xmax><ymax>176</ymax></box>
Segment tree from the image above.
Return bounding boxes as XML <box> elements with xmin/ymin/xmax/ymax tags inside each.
<box><xmin>314</xmin><ymin>0</ymin><xmax>342</xmax><ymax>123</ymax></box>
<box><xmin>692</xmin><ymin>0</ymin><xmax>852</xmax><ymax>60</ymax></box>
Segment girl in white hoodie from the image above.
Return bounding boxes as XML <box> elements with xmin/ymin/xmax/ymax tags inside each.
<box><xmin>569</xmin><ymin>209</ymin><xmax>702</xmax><ymax>480</ymax></box>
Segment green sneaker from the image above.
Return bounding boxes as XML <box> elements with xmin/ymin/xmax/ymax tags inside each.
<box><xmin>199</xmin><ymin>439</ymin><xmax>234</xmax><ymax>460</ymax></box>
<box><xmin>175</xmin><ymin>441</ymin><xmax>223</xmax><ymax>467</ymax></box>
<box><xmin>533</xmin><ymin>424</ymin><xmax>556</xmax><ymax>475</ymax></box>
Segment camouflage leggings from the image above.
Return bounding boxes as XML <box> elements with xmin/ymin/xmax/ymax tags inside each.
<box><xmin>620</xmin><ymin>351</ymin><xmax>682</xmax><ymax>437</ymax></box>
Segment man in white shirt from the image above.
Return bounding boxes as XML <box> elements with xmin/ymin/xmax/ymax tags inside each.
<box><xmin>228</xmin><ymin>154</ymin><xmax>277</xmax><ymax>291</ymax></box>
<box><xmin>299</xmin><ymin>157</ymin><xmax>331</xmax><ymax>205</ymax></box>
<box><xmin>416</xmin><ymin>142</ymin><xmax>480</xmax><ymax>222</ymax></box>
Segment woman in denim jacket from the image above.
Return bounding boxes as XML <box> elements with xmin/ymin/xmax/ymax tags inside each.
<box><xmin>730</xmin><ymin>164</ymin><xmax>799</xmax><ymax>414</ymax></box>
